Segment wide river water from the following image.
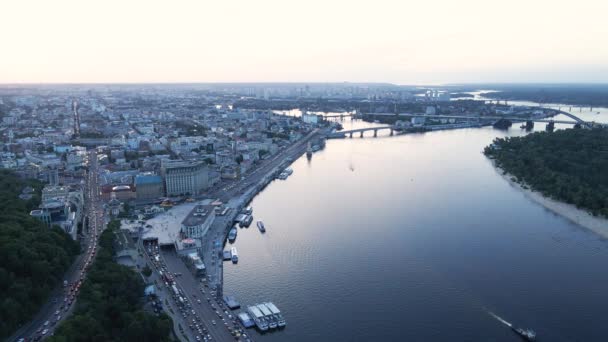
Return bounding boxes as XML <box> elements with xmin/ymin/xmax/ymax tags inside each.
<box><xmin>224</xmin><ymin>104</ymin><xmax>608</xmax><ymax>341</ymax></box>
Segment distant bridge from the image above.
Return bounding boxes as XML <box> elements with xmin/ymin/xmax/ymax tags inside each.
<box><xmin>327</xmin><ymin>113</ymin><xmax>592</xmax><ymax>139</ymax></box>
<box><xmin>323</xmin><ymin>108</ymin><xmax>591</xmax><ymax>126</ymax></box>
<box><xmin>404</xmin><ymin>114</ymin><xmax>581</xmax><ymax>125</ymax></box>
<box><xmin>329</xmin><ymin>126</ymin><xmax>395</xmax><ymax>138</ymax></box>
<box><xmin>323</xmin><ymin>111</ymin><xmax>591</xmax><ymax>127</ymax></box>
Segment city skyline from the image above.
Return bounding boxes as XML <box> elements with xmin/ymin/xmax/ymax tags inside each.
<box><xmin>2</xmin><ymin>0</ymin><xmax>607</xmax><ymax>84</ymax></box>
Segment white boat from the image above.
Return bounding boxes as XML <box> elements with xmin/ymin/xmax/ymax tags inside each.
<box><xmin>265</xmin><ymin>302</ymin><xmax>286</xmax><ymax>327</ymax></box>
<box><xmin>247</xmin><ymin>305</ymin><xmax>268</xmax><ymax>331</ymax></box>
<box><xmin>243</xmin><ymin>206</ymin><xmax>253</xmax><ymax>215</ymax></box>
<box><xmin>257</xmin><ymin>220</ymin><xmax>266</xmax><ymax>233</ymax></box>
<box><xmin>257</xmin><ymin>304</ymin><xmax>276</xmax><ymax>329</ymax></box>
<box><xmin>230</xmin><ymin>247</ymin><xmax>238</xmax><ymax>263</ymax></box>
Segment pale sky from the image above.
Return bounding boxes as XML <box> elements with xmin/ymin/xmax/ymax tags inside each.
<box><xmin>2</xmin><ymin>0</ymin><xmax>607</xmax><ymax>84</ymax></box>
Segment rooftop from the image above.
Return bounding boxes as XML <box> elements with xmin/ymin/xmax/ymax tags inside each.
<box><xmin>135</xmin><ymin>174</ymin><xmax>163</xmax><ymax>185</ymax></box>
<box><xmin>181</xmin><ymin>204</ymin><xmax>215</xmax><ymax>227</ymax></box>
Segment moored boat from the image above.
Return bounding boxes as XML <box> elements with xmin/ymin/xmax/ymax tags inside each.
<box><xmin>231</xmin><ymin>247</ymin><xmax>238</xmax><ymax>263</ymax></box>
<box><xmin>228</xmin><ymin>227</ymin><xmax>237</xmax><ymax>242</ymax></box>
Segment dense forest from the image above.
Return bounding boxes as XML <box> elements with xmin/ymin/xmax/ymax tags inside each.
<box><xmin>484</xmin><ymin>128</ymin><xmax>608</xmax><ymax>217</ymax></box>
<box><xmin>481</xmin><ymin>85</ymin><xmax>608</xmax><ymax>107</ymax></box>
<box><xmin>49</xmin><ymin>220</ymin><xmax>172</xmax><ymax>342</ymax></box>
<box><xmin>0</xmin><ymin>170</ymin><xmax>80</xmax><ymax>339</ymax></box>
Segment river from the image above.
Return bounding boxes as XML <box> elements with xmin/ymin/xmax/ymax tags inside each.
<box><xmin>223</xmin><ymin>106</ymin><xmax>608</xmax><ymax>341</ymax></box>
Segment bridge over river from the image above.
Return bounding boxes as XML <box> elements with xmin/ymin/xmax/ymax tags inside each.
<box><xmin>322</xmin><ymin>108</ymin><xmax>591</xmax><ymax>126</ymax></box>
<box><xmin>327</xmin><ymin>111</ymin><xmax>593</xmax><ymax>139</ymax></box>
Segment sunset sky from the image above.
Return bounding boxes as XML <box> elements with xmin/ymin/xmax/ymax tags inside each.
<box><xmin>2</xmin><ymin>0</ymin><xmax>607</xmax><ymax>84</ymax></box>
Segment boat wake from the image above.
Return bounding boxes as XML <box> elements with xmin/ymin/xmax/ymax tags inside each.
<box><xmin>486</xmin><ymin>309</ymin><xmax>536</xmax><ymax>341</ymax></box>
<box><xmin>487</xmin><ymin>311</ymin><xmax>513</xmax><ymax>328</ymax></box>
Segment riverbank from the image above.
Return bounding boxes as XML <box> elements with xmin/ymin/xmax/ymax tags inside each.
<box><xmin>492</xmin><ymin>162</ymin><xmax>608</xmax><ymax>238</ymax></box>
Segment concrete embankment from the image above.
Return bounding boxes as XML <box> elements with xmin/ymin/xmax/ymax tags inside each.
<box><xmin>492</xmin><ymin>162</ymin><xmax>608</xmax><ymax>238</ymax></box>
<box><xmin>215</xmin><ymin>133</ymin><xmax>315</xmax><ymax>296</ymax></box>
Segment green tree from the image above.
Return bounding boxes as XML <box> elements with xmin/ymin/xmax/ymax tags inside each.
<box><xmin>485</xmin><ymin>128</ymin><xmax>608</xmax><ymax>217</ymax></box>
<box><xmin>0</xmin><ymin>170</ymin><xmax>79</xmax><ymax>339</ymax></box>
<box><xmin>50</xmin><ymin>220</ymin><xmax>171</xmax><ymax>342</ymax></box>
<box><xmin>142</xmin><ymin>265</ymin><xmax>152</xmax><ymax>277</ymax></box>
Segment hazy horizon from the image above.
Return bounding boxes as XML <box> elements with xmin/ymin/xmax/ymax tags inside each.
<box><xmin>2</xmin><ymin>0</ymin><xmax>607</xmax><ymax>84</ymax></box>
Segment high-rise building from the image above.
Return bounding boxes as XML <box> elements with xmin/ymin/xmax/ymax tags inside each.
<box><xmin>162</xmin><ymin>160</ymin><xmax>209</xmax><ymax>197</ymax></box>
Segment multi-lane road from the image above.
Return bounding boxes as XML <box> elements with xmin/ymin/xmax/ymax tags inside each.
<box><xmin>11</xmin><ymin>150</ymin><xmax>106</xmax><ymax>342</ymax></box>
<box><xmin>139</xmin><ymin>239</ymin><xmax>250</xmax><ymax>342</ymax></box>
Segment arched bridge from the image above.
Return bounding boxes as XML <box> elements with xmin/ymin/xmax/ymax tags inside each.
<box><xmin>323</xmin><ymin>109</ymin><xmax>592</xmax><ymax>127</ymax></box>
<box><xmin>555</xmin><ymin>110</ymin><xmax>586</xmax><ymax>124</ymax></box>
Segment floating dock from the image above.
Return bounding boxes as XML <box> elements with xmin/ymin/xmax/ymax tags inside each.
<box><xmin>223</xmin><ymin>295</ymin><xmax>241</xmax><ymax>309</ymax></box>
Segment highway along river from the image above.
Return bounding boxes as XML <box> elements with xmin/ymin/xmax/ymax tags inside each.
<box><xmin>224</xmin><ymin>112</ymin><xmax>608</xmax><ymax>341</ymax></box>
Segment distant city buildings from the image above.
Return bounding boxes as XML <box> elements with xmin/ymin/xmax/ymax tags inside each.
<box><xmin>0</xmin><ymin>84</ymin><xmax>529</xmax><ymax>245</ymax></box>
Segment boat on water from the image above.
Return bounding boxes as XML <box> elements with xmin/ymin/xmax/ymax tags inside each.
<box><xmin>247</xmin><ymin>306</ymin><xmax>269</xmax><ymax>331</ymax></box>
<box><xmin>258</xmin><ymin>304</ymin><xmax>277</xmax><ymax>329</ymax></box>
<box><xmin>243</xmin><ymin>206</ymin><xmax>253</xmax><ymax>215</ymax></box>
<box><xmin>240</xmin><ymin>214</ymin><xmax>253</xmax><ymax>227</ymax></box>
<box><xmin>264</xmin><ymin>302</ymin><xmax>286</xmax><ymax>328</ymax></box>
<box><xmin>247</xmin><ymin>302</ymin><xmax>286</xmax><ymax>331</ymax></box>
<box><xmin>257</xmin><ymin>220</ymin><xmax>266</xmax><ymax>233</ymax></box>
<box><xmin>230</xmin><ymin>247</ymin><xmax>238</xmax><ymax>263</ymax></box>
<box><xmin>284</xmin><ymin>167</ymin><xmax>293</xmax><ymax>175</ymax></box>
<box><xmin>512</xmin><ymin>327</ymin><xmax>536</xmax><ymax>341</ymax></box>
<box><xmin>228</xmin><ymin>227</ymin><xmax>237</xmax><ymax>243</ymax></box>
<box><xmin>488</xmin><ymin>311</ymin><xmax>535</xmax><ymax>341</ymax></box>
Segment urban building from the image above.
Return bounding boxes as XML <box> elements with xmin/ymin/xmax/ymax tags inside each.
<box><xmin>31</xmin><ymin>185</ymin><xmax>83</xmax><ymax>240</ymax></box>
<box><xmin>175</xmin><ymin>237</ymin><xmax>203</xmax><ymax>256</ymax></box>
<box><xmin>111</xmin><ymin>185</ymin><xmax>136</xmax><ymax>201</ymax></box>
<box><xmin>135</xmin><ymin>174</ymin><xmax>164</xmax><ymax>201</ymax></box>
<box><xmin>162</xmin><ymin>160</ymin><xmax>209</xmax><ymax>197</ymax></box>
<box><xmin>180</xmin><ymin>204</ymin><xmax>215</xmax><ymax>239</ymax></box>
<box><xmin>302</xmin><ymin>113</ymin><xmax>320</xmax><ymax>124</ymax></box>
